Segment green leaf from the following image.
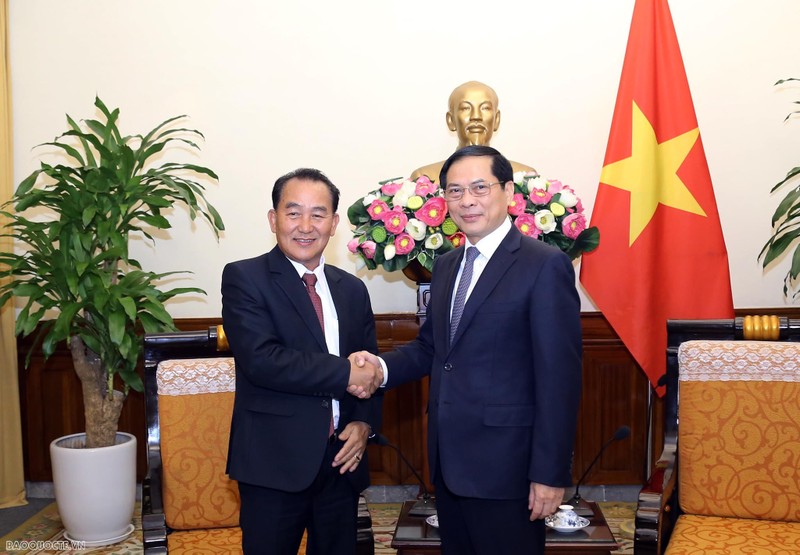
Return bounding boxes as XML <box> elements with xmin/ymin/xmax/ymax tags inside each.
<box><xmin>118</xmin><ymin>297</ymin><xmax>137</xmax><ymax>321</ymax></box>
<box><xmin>137</xmin><ymin>214</ymin><xmax>171</xmax><ymax>229</ymax></box>
<box><xmin>108</xmin><ymin>310</ymin><xmax>126</xmax><ymax>346</ymax></box>
<box><xmin>141</xmin><ymin>300</ymin><xmax>174</xmax><ymax>326</ymax></box>
<box><xmin>15</xmin><ymin>171</ymin><xmax>41</xmax><ymax>197</ymax></box>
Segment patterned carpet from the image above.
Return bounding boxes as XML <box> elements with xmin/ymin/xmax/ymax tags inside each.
<box><xmin>1</xmin><ymin>500</ymin><xmax>635</xmax><ymax>554</ymax></box>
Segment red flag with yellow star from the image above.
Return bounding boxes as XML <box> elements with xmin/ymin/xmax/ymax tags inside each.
<box><xmin>580</xmin><ymin>0</ymin><xmax>734</xmax><ymax>395</ymax></box>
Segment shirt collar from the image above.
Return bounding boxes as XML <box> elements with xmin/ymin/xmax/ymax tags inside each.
<box><xmin>287</xmin><ymin>255</ymin><xmax>326</xmax><ymax>280</ymax></box>
<box><xmin>465</xmin><ymin>217</ymin><xmax>511</xmax><ymax>261</ymax></box>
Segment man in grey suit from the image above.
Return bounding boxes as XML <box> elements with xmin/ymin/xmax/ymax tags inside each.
<box><xmin>222</xmin><ymin>168</ymin><xmax>382</xmax><ymax>554</ymax></box>
<box><xmin>351</xmin><ymin>146</ymin><xmax>582</xmax><ymax>555</ymax></box>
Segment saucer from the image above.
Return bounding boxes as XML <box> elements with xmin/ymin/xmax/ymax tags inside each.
<box><xmin>544</xmin><ymin>515</ymin><xmax>589</xmax><ymax>533</ymax></box>
<box><xmin>64</xmin><ymin>523</ymin><xmax>135</xmax><ymax>547</ymax></box>
<box><xmin>425</xmin><ymin>514</ymin><xmax>439</xmax><ymax>528</ymax></box>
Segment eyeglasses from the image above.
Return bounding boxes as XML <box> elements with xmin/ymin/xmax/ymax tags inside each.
<box><xmin>443</xmin><ymin>181</ymin><xmax>503</xmax><ymax>201</ymax></box>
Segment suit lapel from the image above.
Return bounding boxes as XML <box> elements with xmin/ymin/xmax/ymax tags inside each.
<box><xmin>325</xmin><ymin>267</ymin><xmax>350</xmax><ymax>354</ymax></box>
<box><xmin>435</xmin><ymin>249</ymin><xmax>463</xmax><ymax>352</ymax></box>
<box><xmin>268</xmin><ymin>248</ymin><xmax>328</xmax><ymax>351</ymax></box>
<box><xmin>449</xmin><ymin>228</ymin><xmax>520</xmax><ymax>349</ymax></box>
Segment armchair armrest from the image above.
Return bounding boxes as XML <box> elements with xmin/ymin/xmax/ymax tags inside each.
<box><xmin>635</xmin><ymin>433</ymin><xmax>678</xmax><ymax>555</ymax></box>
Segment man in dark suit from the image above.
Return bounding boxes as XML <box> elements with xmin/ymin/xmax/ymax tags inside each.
<box><xmin>222</xmin><ymin>168</ymin><xmax>382</xmax><ymax>555</ymax></box>
<box><xmin>351</xmin><ymin>146</ymin><xmax>582</xmax><ymax>555</ymax></box>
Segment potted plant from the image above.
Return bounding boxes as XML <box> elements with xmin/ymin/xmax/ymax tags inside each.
<box><xmin>0</xmin><ymin>97</ymin><xmax>224</xmax><ymax>545</ymax></box>
<box><xmin>760</xmin><ymin>78</ymin><xmax>800</xmax><ymax>300</ymax></box>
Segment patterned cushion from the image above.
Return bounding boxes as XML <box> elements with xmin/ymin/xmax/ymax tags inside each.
<box><xmin>666</xmin><ymin>514</ymin><xmax>800</xmax><ymax>555</ymax></box>
<box><xmin>158</xmin><ymin>358</ymin><xmax>240</xmax><ymax>530</ymax></box>
<box><xmin>677</xmin><ymin>341</ymin><xmax>800</xmax><ymax>521</ymax></box>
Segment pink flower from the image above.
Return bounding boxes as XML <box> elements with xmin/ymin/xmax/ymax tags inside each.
<box><xmin>448</xmin><ymin>232</ymin><xmax>466</xmax><ymax>248</ymax></box>
<box><xmin>367</xmin><ymin>199</ymin><xmax>390</xmax><ymax>220</ymax></box>
<box><xmin>381</xmin><ymin>181</ymin><xmax>403</xmax><ymax>196</ymax></box>
<box><xmin>562</xmin><ymin>213</ymin><xmax>587</xmax><ymax>240</ymax></box>
<box><xmin>347</xmin><ymin>238</ymin><xmax>360</xmax><ymax>253</ymax></box>
<box><xmin>514</xmin><ymin>214</ymin><xmax>541</xmax><ymax>238</ymax></box>
<box><xmin>529</xmin><ymin>188</ymin><xmax>552</xmax><ymax>206</ymax></box>
<box><xmin>547</xmin><ymin>179</ymin><xmax>564</xmax><ymax>194</ymax></box>
<box><xmin>415</xmin><ymin>197</ymin><xmax>447</xmax><ymax>227</ymax></box>
<box><xmin>394</xmin><ymin>233</ymin><xmax>415</xmax><ymax>255</ymax></box>
<box><xmin>360</xmin><ymin>240</ymin><xmax>377</xmax><ymax>259</ymax></box>
<box><xmin>414</xmin><ymin>176</ymin><xmax>438</xmax><ymax>196</ymax></box>
<box><xmin>382</xmin><ymin>208</ymin><xmax>409</xmax><ymax>234</ymax></box>
<box><xmin>507</xmin><ymin>193</ymin><xmax>526</xmax><ymax>216</ymax></box>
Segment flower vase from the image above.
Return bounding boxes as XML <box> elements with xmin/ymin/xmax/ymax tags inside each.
<box><xmin>401</xmin><ymin>259</ymin><xmax>432</xmax><ymax>284</ymax></box>
<box><xmin>402</xmin><ymin>260</ymin><xmax>431</xmax><ymax>322</ymax></box>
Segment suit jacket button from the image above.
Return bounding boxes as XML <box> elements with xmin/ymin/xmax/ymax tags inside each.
<box><xmin>443</xmin><ymin>363</ymin><xmax>453</xmax><ymax>372</ymax></box>
<box><xmin>322</xmin><ymin>400</ymin><xmax>329</xmax><ymax>408</ymax></box>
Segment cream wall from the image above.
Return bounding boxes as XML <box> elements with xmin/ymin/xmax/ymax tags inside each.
<box><xmin>8</xmin><ymin>0</ymin><xmax>800</xmax><ymax>317</ymax></box>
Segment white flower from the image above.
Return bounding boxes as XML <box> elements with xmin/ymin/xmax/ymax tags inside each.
<box><xmin>401</xmin><ymin>179</ymin><xmax>417</xmax><ymax>195</ymax></box>
<box><xmin>384</xmin><ymin>244</ymin><xmax>396</xmax><ymax>260</ymax></box>
<box><xmin>362</xmin><ymin>192</ymin><xmax>379</xmax><ymax>206</ymax></box>
<box><xmin>557</xmin><ymin>190</ymin><xmax>578</xmax><ymax>208</ymax></box>
<box><xmin>405</xmin><ymin>218</ymin><xmax>427</xmax><ymax>241</ymax></box>
<box><xmin>534</xmin><ymin>209</ymin><xmax>557</xmax><ymax>233</ymax></box>
<box><xmin>424</xmin><ymin>232</ymin><xmax>444</xmax><ymax>250</ymax></box>
<box><xmin>526</xmin><ymin>175</ymin><xmax>548</xmax><ymax>194</ymax></box>
<box><xmin>392</xmin><ymin>189</ymin><xmax>411</xmax><ymax>208</ymax></box>
<box><xmin>513</xmin><ymin>171</ymin><xmax>527</xmax><ymax>185</ymax></box>
<box><xmin>354</xmin><ymin>256</ymin><xmax>366</xmax><ymax>271</ymax></box>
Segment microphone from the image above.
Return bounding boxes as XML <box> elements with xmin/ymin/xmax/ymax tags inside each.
<box><xmin>567</xmin><ymin>425</ymin><xmax>631</xmax><ymax>511</ymax></box>
<box><xmin>374</xmin><ymin>433</ymin><xmax>436</xmax><ymax>516</ymax></box>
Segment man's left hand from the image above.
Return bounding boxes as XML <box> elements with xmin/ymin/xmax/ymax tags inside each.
<box><xmin>332</xmin><ymin>421</ymin><xmax>369</xmax><ymax>474</ymax></box>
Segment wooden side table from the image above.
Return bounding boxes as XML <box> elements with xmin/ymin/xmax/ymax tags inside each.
<box><xmin>391</xmin><ymin>499</ymin><xmax>619</xmax><ymax>555</ymax></box>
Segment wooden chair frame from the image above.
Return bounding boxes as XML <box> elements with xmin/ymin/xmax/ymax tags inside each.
<box><xmin>142</xmin><ymin>326</ymin><xmax>227</xmax><ymax>554</ymax></box>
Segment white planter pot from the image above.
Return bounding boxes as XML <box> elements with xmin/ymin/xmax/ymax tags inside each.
<box><xmin>50</xmin><ymin>432</ymin><xmax>137</xmax><ymax>547</ymax></box>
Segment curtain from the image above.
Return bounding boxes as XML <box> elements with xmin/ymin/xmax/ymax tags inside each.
<box><xmin>0</xmin><ymin>0</ymin><xmax>26</xmax><ymax>509</ymax></box>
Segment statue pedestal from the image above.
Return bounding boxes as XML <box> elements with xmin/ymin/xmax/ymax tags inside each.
<box><xmin>401</xmin><ymin>261</ymin><xmax>432</xmax><ymax>322</ymax></box>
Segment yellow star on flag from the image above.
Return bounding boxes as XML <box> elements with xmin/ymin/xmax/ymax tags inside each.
<box><xmin>600</xmin><ymin>101</ymin><xmax>706</xmax><ymax>245</ymax></box>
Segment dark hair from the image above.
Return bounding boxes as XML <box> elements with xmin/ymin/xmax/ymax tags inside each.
<box><xmin>439</xmin><ymin>145</ymin><xmax>513</xmax><ymax>186</ymax></box>
<box><xmin>272</xmin><ymin>168</ymin><xmax>340</xmax><ymax>212</ymax></box>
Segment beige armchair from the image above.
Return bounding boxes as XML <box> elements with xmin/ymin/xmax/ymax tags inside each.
<box><xmin>635</xmin><ymin>316</ymin><xmax>800</xmax><ymax>554</ymax></box>
<box><xmin>141</xmin><ymin>326</ymin><xmax>374</xmax><ymax>554</ymax></box>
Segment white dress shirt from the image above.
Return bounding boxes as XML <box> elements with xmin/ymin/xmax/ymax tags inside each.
<box><xmin>287</xmin><ymin>255</ymin><xmax>341</xmax><ymax>428</ymax></box>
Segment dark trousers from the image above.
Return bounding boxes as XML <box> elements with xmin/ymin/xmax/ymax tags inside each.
<box><xmin>238</xmin><ymin>438</ymin><xmax>359</xmax><ymax>555</ymax></box>
<box><xmin>434</xmin><ymin>473</ymin><xmax>546</xmax><ymax>555</ymax></box>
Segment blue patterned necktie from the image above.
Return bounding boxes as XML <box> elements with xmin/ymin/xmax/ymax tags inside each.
<box><xmin>450</xmin><ymin>247</ymin><xmax>479</xmax><ymax>343</ymax></box>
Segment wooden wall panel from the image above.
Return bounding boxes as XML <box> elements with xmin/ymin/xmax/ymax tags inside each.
<box><xmin>18</xmin><ymin>309</ymin><xmax>798</xmax><ymax>486</ymax></box>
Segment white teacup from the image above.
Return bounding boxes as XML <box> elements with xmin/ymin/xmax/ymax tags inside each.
<box><xmin>551</xmin><ymin>504</ymin><xmax>581</xmax><ymax>528</ymax></box>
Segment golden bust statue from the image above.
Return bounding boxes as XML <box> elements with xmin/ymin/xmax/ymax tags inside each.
<box><xmin>410</xmin><ymin>80</ymin><xmax>536</xmax><ymax>183</ymax></box>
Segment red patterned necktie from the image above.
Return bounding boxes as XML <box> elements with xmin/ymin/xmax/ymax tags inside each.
<box><xmin>302</xmin><ymin>273</ymin><xmax>334</xmax><ymax>436</ymax></box>
<box><xmin>302</xmin><ymin>273</ymin><xmax>324</xmax><ymax>332</ymax></box>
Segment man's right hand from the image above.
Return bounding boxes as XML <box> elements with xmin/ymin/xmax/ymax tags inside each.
<box><xmin>347</xmin><ymin>351</ymin><xmax>382</xmax><ymax>399</ymax></box>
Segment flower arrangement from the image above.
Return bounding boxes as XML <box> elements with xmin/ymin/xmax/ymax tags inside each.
<box><xmin>347</xmin><ymin>176</ymin><xmax>456</xmax><ymax>272</ymax></box>
<box><xmin>347</xmin><ymin>172</ymin><xmax>599</xmax><ymax>273</ymax></box>
<box><xmin>509</xmin><ymin>171</ymin><xmax>599</xmax><ymax>260</ymax></box>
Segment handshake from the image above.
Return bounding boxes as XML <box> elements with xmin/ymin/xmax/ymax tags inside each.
<box><xmin>347</xmin><ymin>351</ymin><xmax>383</xmax><ymax>399</ymax></box>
